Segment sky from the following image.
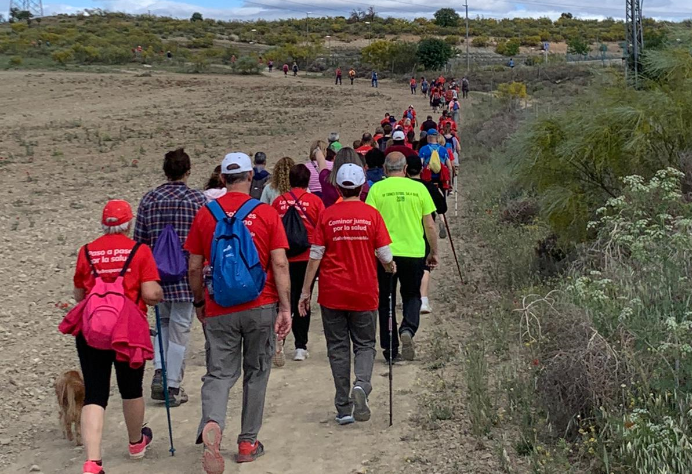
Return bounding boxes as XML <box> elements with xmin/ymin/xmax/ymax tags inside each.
<box><xmin>2</xmin><ymin>0</ymin><xmax>691</xmax><ymax>21</ymax></box>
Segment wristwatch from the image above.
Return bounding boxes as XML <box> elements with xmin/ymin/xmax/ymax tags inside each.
<box><xmin>193</xmin><ymin>300</ymin><xmax>206</xmax><ymax>308</ymax></box>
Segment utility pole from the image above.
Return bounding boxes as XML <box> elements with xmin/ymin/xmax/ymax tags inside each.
<box><xmin>9</xmin><ymin>0</ymin><xmax>43</xmax><ymax>18</ymax></box>
<box><xmin>625</xmin><ymin>0</ymin><xmax>644</xmax><ymax>87</ymax></box>
<box><xmin>305</xmin><ymin>11</ymin><xmax>312</xmax><ymax>74</ymax></box>
<box><xmin>365</xmin><ymin>21</ymin><xmax>372</xmax><ymax>46</ymax></box>
<box><xmin>464</xmin><ymin>0</ymin><xmax>470</xmax><ymax>72</ymax></box>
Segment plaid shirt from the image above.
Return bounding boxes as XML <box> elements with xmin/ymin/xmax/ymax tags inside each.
<box><xmin>134</xmin><ymin>182</ymin><xmax>206</xmax><ymax>302</ymax></box>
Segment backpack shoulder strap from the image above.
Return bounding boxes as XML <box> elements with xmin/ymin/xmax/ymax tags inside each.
<box><xmin>206</xmin><ymin>199</ymin><xmax>227</xmax><ymax>222</ymax></box>
<box><xmin>84</xmin><ymin>244</ymin><xmax>99</xmax><ymax>278</ymax></box>
<box><xmin>289</xmin><ymin>191</ymin><xmax>316</xmax><ymax>228</ymax></box>
<box><xmin>235</xmin><ymin>198</ymin><xmax>262</xmax><ymax>222</ymax></box>
<box><xmin>120</xmin><ymin>243</ymin><xmax>142</xmax><ymax>277</ymax></box>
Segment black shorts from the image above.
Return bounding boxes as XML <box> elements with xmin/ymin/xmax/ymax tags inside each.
<box><xmin>432</xmin><ymin>99</ymin><xmax>441</xmax><ymax>107</ymax></box>
<box><xmin>77</xmin><ymin>335</ymin><xmax>145</xmax><ymax>409</ymax></box>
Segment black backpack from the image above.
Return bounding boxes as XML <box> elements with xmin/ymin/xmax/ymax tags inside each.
<box><xmin>378</xmin><ymin>136</ymin><xmax>390</xmax><ymax>152</ymax></box>
<box><xmin>250</xmin><ymin>174</ymin><xmax>271</xmax><ymax>200</ymax></box>
<box><xmin>281</xmin><ymin>191</ymin><xmax>315</xmax><ymax>257</ymax></box>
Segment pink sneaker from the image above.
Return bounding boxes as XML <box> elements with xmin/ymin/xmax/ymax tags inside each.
<box><xmin>128</xmin><ymin>427</ymin><xmax>153</xmax><ymax>459</ymax></box>
<box><xmin>82</xmin><ymin>460</ymin><xmax>104</xmax><ymax>474</ymax></box>
<box><xmin>202</xmin><ymin>422</ymin><xmax>225</xmax><ymax>474</ymax></box>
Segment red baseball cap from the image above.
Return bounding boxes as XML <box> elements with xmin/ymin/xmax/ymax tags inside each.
<box><xmin>102</xmin><ymin>200</ymin><xmax>133</xmax><ymax>226</ymax></box>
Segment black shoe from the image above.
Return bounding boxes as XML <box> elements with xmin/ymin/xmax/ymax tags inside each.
<box><xmin>168</xmin><ymin>387</ymin><xmax>189</xmax><ymax>407</ymax></box>
<box><xmin>384</xmin><ymin>353</ymin><xmax>403</xmax><ymax>364</ymax></box>
<box><xmin>151</xmin><ymin>369</ymin><xmax>164</xmax><ymax>401</ymax></box>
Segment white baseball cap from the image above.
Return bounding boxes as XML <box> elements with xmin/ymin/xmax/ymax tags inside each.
<box><xmin>336</xmin><ymin>163</ymin><xmax>366</xmax><ymax>189</ymax></box>
<box><xmin>392</xmin><ymin>130</ymin><xmax>406</xmax><ymax>141</ymax></box>
<box><xmin>221</xmin><ymin>152</ymin><xmax>253</xmax><ymax>174</ymax></box>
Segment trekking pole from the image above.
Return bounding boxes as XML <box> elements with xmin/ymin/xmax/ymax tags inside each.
<box><xmin>388</xmin><ymin>274</ymin><xmax>395</xmax><ymax>427</ymax></box>
<box><xmin>454</xmin><ymin>173</ymin><xmax>458</xmax><ymax>217</ymax></box>
<box><xmin>154</xmin><ymin>305</ymin><xmax>176</xmax><ymax>456</ymax></box>
<box><xmin>442</xmin><ymin>214</ymin><xmax>464</xmax><ymax>285</ymax></box>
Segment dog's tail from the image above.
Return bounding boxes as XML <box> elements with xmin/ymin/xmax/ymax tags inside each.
<box><xmin>58</xmin><ymin>372</ymin><xmax>84</xmax><ymax>419</ymax></box>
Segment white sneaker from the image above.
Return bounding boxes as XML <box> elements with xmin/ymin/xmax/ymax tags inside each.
<box><xmin>420</xmin><ymin>298</ymin><xmax>432</xmax><ymax>314</ymax></box>
<box><xmin>294</xmin><ymin>348</ymin><xmax>309</xmax><ymax>361</ymax></box>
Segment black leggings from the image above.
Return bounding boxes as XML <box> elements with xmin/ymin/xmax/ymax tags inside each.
<box><xmin>289</xmin><ymin>260</ymin><xmax>317</xmax><ymax>350</ymax></box>
<box><xmin>77</xmin><ymin>335</ymin><xmax>145</xmax><ymax>409</ymax></box>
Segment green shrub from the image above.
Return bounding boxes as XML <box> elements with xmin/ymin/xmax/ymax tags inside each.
<box><xmin>188</xmin><ymin>53</ymin><xmax>209</xmax><ymax>73</ymax></box>
<box><xmin>189</xmin><ymin>33</ymin><xmax>215</xmax><ymax>48</ymax></box>
<box><xmin>51</xmin><ymin>49</ymin><xmax>73</xmax><ymax>65</ymax></box>
<box><xmin>521</xmin><ymin>35</ymin><xmax>542</xmax><ymax>47</ymax></box>
<box><xmin>100</xmin><ymin>47</ymin><xmax>130</xmax><ymax>64</ymax></box>
<box><xmin>513</xmin><ymin>48</ymin><xmax>692</xmax><ymax>242</ymax></box>
<box><xmin>9</xmin><ymin>56</ymin><xmax>22</xmax><ymax>66</ymax></box>
<box><xmin>417</xmin><ymin>37</ymin><xmax>453</xmax><ymax>69</ymax></box>
<box><xmin>496</xmin><ymin>82</ymin><xmax>527</xmax><ymax>110</ymax></box>
<box><xmin>72</xmin><ymin>44</ymin><xmax>100</xmax><ymax>63</ymax></box>
<box><xmin>471</xmin><ymin>36</ymin><xmax>489</xmax><ymax>47</ymax></box>
<box><xmin>234</xmin><ymin>55</ymin><xmax>260</xmax><ymax>74</ymax></box>
<box><xmin>496</xmin><ymin>38</ymin><xmax>521</xmax><ymax>56</ymax></box>
<box><xmin>445</xmin><ymin>35</ymin><xmax>460</xmax><ymax>46</ymax></box>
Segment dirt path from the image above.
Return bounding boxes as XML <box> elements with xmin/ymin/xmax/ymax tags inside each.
<box><xmin>0</xmin><ymin>70</ymin><xmax>472</xmax><ymax>474</ymax></box>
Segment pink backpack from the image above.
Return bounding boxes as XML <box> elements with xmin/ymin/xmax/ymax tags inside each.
<box><xmin>81</xmin><ymin>243</ymin><xmax>141</xmax><ymax>350</ymax></box>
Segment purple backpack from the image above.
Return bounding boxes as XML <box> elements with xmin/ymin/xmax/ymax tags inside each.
<box><xmin>153</xmin><ymin>223</ymin><xmax>187</xmax><ymax>283</ymax></box>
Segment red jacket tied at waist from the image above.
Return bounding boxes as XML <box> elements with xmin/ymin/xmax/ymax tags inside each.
<box><xmin>59</xmin><ymin>298</ymin><xmax>154</xmax><ymax>369</ymax></box>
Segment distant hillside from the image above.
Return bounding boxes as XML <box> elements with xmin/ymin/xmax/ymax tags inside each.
<box><xmin>0</xmin><ymin>10</ymin><xmax>678</xmax><ymax>70</ymax></box>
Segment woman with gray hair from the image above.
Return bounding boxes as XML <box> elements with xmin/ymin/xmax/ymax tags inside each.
<box><xmin>61</xmin><ymin>200</ymin><xmax>163</xmax><ymax>474</ymax></box>
<box><xmin>315</xmin><ymin>146</ymin><xmax>370</xmax><ymax>207</ymax></box>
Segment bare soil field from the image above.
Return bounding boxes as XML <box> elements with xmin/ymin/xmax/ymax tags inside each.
<box><xmin>0</xmin><ymin>70</ymin><xmax>517</xmax><ymax>474</ymax></box>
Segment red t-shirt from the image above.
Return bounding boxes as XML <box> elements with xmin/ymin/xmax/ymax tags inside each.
<box><xmin>184</xmin><ymin>192</ymin><xmax>289</xmax><ymax>317</ymax></box>
<box><xmin>73</xmin><ymin>234</ymin><xmax>160</xmax><ymax>312</ymax></box>
<box><xmin>313</xmin><ymin>200</ymin><xmax>391</xmax><ymax>311</ymax></box>
<box><xmin>438</xmin><ymin>119</ymin><xmax>458</xmax><ymax>133</ymax></box>
<box><xmin>355</xmin><ymin>145</ymin><xmax>373</xmax><ymax>156</ymax></box>
<box><xmin>384</xmin><ymin>144</ymin><xmax>414</xmax><ymax>157</ymax></box>
<box><xmin>272</xmin><ymin>188</ymin><xmax>325</xmax><ymax>262</ymax></box>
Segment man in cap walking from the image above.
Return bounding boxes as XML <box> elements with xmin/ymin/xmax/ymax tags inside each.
<box><xmin>185</xmin><ymin>152</ymin><xmax>292</xmax><ymax>472</ymax></box>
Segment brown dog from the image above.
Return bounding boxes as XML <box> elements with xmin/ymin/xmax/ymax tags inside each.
<box><xmin>54</xmin><ymin>370</ymin><xmax>85</xmax><ymax>445</ymax></box>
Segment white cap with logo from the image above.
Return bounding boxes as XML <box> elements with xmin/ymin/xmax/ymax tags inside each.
<box><xmin>221</xmin><ymin>152</ymin><xmax>253</xmax><ymax>174</ymax></box>
<box><xmin>336</xmin><ymin>163</ymin><xmax>366</xmax><ymax>189</ymax></box>
<box><xmin>392</xmin><ymin>130</ymin><xmax>406</xmax><ymax>141</ymax></box>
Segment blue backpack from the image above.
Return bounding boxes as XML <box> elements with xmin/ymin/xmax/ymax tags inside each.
<box><xmin>206</xmin><ymin>198</ymin><xmax>266</xmax><ymax>307</ymax></box>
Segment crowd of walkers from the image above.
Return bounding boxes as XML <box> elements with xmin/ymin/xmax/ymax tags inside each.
<box><xmin>60</xmin><ymin>102</ymin><xmax>460</xmax><ymax>473</ymax></box>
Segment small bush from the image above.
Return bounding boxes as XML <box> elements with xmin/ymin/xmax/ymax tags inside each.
<box><xmin>471</xmin><ymin>36</ymin><xmax>489</xmax><ymax>47</ymax></box>
<box><xmin>188</xmin><ymin>53</ymin><xmax>209</xmax><ymax>73</ymax></box>
<box><xmin>235</xmin><ymin>55</ymin><xmax>260</xmax><ymax>75</ymax></box>
<box><xmin>521</xmin><ymin>35</ymin><xmax>542</xmax><ymax>47</ymax></box>
<box><xmin>72</xmin><ymin>44</ymin><xmax>100</xmax><ymax>64</ymax></box>
<box><xmin>496</xmin><ymin>38</ymin><xmax>521</xmax><ymax>56</ymax></box>
<box><xmin>496</xmin><ymin>82</ymin><xmax>527</xmax><ymax>110</ymax></box>
<box><xmin>444</xmin><ymin>35</ymin><xmax>460</xmax><ymax>46</ymax></box>
<box><xmin>52</xmin><ymin>49</ymin><xmax>73</xmax><ymax>65</ymax></box>
<box><xmin>9</xmin><ymin>56</ymin><xmax>22</xmax><ymax>66</ymax></box>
